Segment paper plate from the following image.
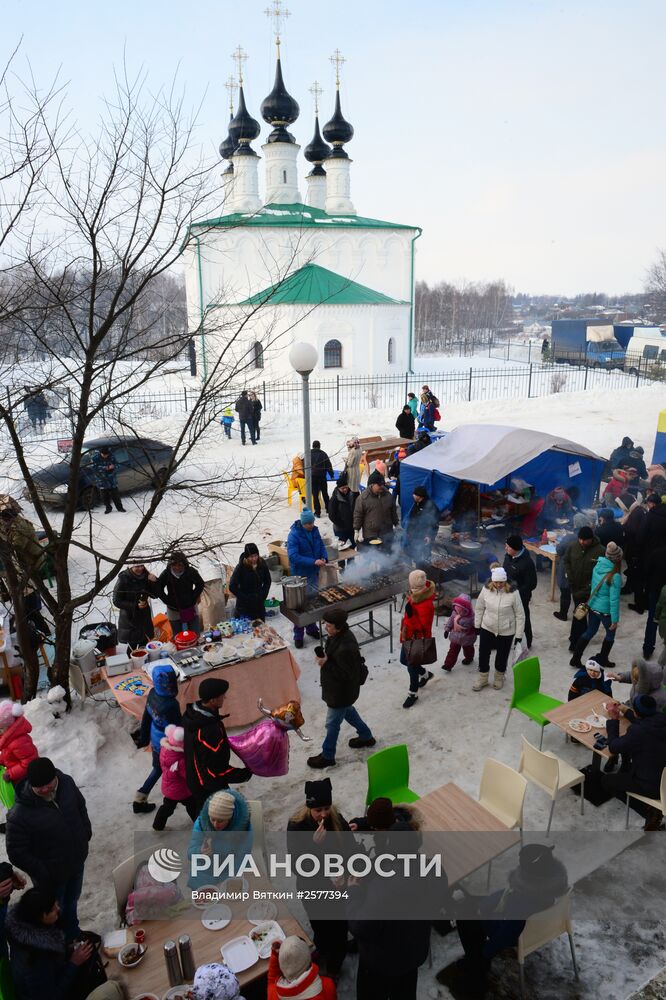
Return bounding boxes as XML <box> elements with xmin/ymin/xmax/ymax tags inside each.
<box><xmin>192</xmin><ymin>885</ymin><xmax>219</xmax><ymax>909</ymax></box>
<box><xmin>247</xmin><ymin>899</ymin><xmax>278</xmax><ymax>924</ymax></box>
<box><xmin>569</xmin><ymin>719</ymin><xmax>592</xmax><ymax>734</ymax></box>
<box><xmin>202</xmin><ymin>903</ymin><xmax>232</xmax><ymax>930</ymax></box>
<box><xmin>249</xmin><ymin>921</ymin><xmax>286</xmax><ymax>959</ymax></box>
<box><xmin>117</xmin><ymin>943</ymin><xmax>146</xmax><ymax>967</ymax></box>
<box><xmin>220</xmin><ymin>935</ymin><xmax>259</xmax><ymax>973</ymax></box>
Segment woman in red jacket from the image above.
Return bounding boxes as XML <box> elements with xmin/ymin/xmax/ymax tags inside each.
<box><xmin>0</xmin><ymin>701</ymin><xmax>38</xmax><ymax>786</ymax></box>
<box><xmin>268</xmin><ymin>936</ymin><xmax>336</xmax><ymax>1000</ymax></box>
<box><xmin>400</xmin><ymin>570</ymin><xmax>436</xmax><ymax>708</ymax></box>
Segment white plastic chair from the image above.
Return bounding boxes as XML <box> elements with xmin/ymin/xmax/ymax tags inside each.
<box><xmin>248</xmin><ymin>799</ymin><xmax>266</xmax><ymax>868</ymax></box>
<box><xmin>517</xmin><ymin>891</ymin><xmax>578</xmax><ymax>997</ymax></box>
<box><xmin>625</xmin><ymin>768</ymin><xmax>666</xmax><ymax>829</ymax></box>
<box><xmin>518</xmin><ymin>737</ymin><xmax>585</xmax><ymax>834</ymax></box>
<box><xmin>111</xmin><ymin>847</ymin><xmax>154</xmax><ymax>920</ymax></box>
<box><xmin>68</xmin><ymin>661</ymin><xmax>88</xmax><ymax>703</ymax></box>
<box><xmin>479</xmin><ymin>758</ymin><xmax>528</xmax><ymax>830</ymax></box>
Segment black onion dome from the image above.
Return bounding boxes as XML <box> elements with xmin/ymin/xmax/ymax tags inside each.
<box><xmin>260</xmin><ymin>58</ymin><xmax>300</xmax><ymax>143</ymax></box>
<box><xmin>228</xmin><ymin>86</ymin><xmax>261</xmax><ymax>147</ymax></box>
<box><xmin>304</xmin><ymin>116</ymin><xmax>331</xmax><ymax>165</ymax></box>
<box><xmin>323</xmin><ymin>91</ymin><xmax>354</xmax><ymax>154</ymax></box>
<box><xmin>219</xmin><ymin>114</ymin><xmax>237</xmax><ymax>161</ymax></box>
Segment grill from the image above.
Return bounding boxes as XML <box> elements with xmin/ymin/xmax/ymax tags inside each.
<box><xmin>280</xmin><ymin>571</ymin><xmax>410</xmax><ymax>628</ymax></box>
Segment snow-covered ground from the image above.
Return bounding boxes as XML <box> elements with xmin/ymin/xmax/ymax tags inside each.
<box><xmin>2</xmin><ymin>381</ymin><xmax>666</xmax><ymax>999</ymax></box>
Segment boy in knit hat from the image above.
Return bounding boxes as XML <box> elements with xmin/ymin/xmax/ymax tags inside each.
<box><xmin>442</xmin><ymin>594</ymin><xmax>476</xmax><ymax>671</ymax></box>
<box><xmin>153</xmin><ymin>724</ymin><xmax>199</xmax><ymax>831</ymax></box>
<box><xmin>267</xmin><ymin>936</ymin><xmax>336</xmax><ymax>1000</ymax></box>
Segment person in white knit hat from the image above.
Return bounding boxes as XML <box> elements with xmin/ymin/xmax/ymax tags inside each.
<box><xmin>153</xmin><ymin>724</ymin><xmax>199</xmax><ymax>831</ymax></box>
<box><xmin>0</xmin><ymin>700</ymin><xmax>39</xmax><ymax>834</ymax></box>
<box><xmin>267</xmin><ymin>936</ymin><xmax>336</xmax><ymax>1000</ymax></box>
<box><xmin>472</xmin><ymin>566</ymin><xmax>525</xmax><ymax>691</ymax></box>
<box><xmin>187</xmin><ymin>788</ymin><xmax>252</xmax><ymax>889</ymax></box>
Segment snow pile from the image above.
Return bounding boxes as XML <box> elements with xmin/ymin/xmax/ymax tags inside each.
<box><xmin>23</xmin><ymin>696</ymin><xmax>106</xmax><ymax>788</ymax></box>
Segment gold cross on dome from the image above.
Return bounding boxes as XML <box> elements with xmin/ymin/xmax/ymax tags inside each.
<box><xmin>265</xmin><ymin>0</ymin><xmax>291</xmax><ymax>55</ymax></box>
<box><xmin>309</xmin><ymin>81</ymin><xmax>323</xmax><ymax>115</ymax></box>
<box><xmin>224</xmin><ymin>75</ymin><xmax>238</xmax><ymax>116</ymax></box>
<box><xmin>330</xmin><ymin>48</ymin><xmax>346</xmax><ymax>88</ymax></box>
<box><xmin>231</xmin><ymin>45</ymin><xmax>248</xmax><ymax>86</ymax></box>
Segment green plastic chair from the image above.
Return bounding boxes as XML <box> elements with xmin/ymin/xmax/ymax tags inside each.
<box><xmin>366</xmin><ymin>744</ymin><xmax>420</xmax><ymax>805</ymax></box>
<box><xmin>0</xmin><ymin>768</ymin><xmax>14</xmax><ymax>811</ymax></box>
<box><xmin>501</xmin><ymin>657</ymin><xmax>563</xmax><ymax>750</ymax></box>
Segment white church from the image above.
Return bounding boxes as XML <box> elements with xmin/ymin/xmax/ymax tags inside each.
<box><xmin>184</xmin><ymin>30</ymin><xmax>421</xmax><ymax>381</ymax></box>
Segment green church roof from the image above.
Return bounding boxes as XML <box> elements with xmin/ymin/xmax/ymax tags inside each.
<box><xmin>238</xmin><ymin>263</ymin><xmax>408</xmax><ymax>307</ymax></box>
<box><xmin>191</xmin><ymin>202</ymin><xmax>419</xmax><ymax>232</ymax></box>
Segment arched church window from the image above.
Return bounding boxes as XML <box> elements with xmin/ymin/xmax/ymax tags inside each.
<box><xmin>282</xmin><ymin>170</ymin><xmax>287</xmax><ymax>184</ymax></box>
<box><xmin>324</xmin><ymin>339</ymin><xmax>342</xmax><ymax>368</ymax></box>
<box><xmin>388</xmin><ymin>337</ymin><xmax>395</xmax><ymax>364</ymax></box>
<box><xmin>253</xmin><ymin>341</ymin><xmax>264</xmax><ymax>369</ymax></box>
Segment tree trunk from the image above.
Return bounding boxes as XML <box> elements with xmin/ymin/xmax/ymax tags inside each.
<box><xmin>0</xmin><ymin>541</ymin><xmax>40</xmax><ymax>701</ymax></box>
<box><xmin>52</xmin><ymin>545</ymin><xmax>73</xmax><ymax>705</ymax></box>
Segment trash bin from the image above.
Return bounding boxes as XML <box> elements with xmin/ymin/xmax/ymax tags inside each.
<box><xmin>79</xmin><ymin>622</ymin><xmax>118</xmax><ymax>653</ymax></box>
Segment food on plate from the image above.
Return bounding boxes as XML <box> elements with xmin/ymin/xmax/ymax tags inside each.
<box><xmin>249</xmin><ymin>920</ymin><xmax>286</xmax><ymax>958</ymax></box>
<box><xmin>568</xmin><ymin>719</ymin><xmax>592</xmax><ymax>733</ymax></box>
<box><xmin>118</xmin><ymin>942</ymin><xmax>145</xmax><ymax>966</ymax></box>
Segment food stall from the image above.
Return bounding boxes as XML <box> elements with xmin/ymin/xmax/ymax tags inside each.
<box><xmin>400</xmin><ymin>425</ymin><xmax>606</xmax><ymax>543</ymax></box>
<box><xmin>103</xmin><ymin>623</ymin><xmax>301</xmax><ymax>728</ymax></box>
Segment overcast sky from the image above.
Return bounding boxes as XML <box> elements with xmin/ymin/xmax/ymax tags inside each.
<box><xmin>4</xmin><ymin>0</ymin><xmax>665</xmax><ymax>295</ymax></box>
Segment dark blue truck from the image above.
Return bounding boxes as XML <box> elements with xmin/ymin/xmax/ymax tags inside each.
<box><xmin>550</xmin><ymin>320</ymin><xmax>632</xmax><ymax>368</ymax></box>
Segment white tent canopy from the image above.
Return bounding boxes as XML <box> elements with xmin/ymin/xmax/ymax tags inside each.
<box><xmin>402</xmin><ymin>424</ymin><xmax>604</xmax><ymax>484</ymax></box>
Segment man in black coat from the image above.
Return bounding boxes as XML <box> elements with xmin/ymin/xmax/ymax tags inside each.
<box><xmin>595</xmin><ymin>509</ymin><xmax>625</xmax><ymax>549</ymax></box>
<box><xmin>7</xmin><ymin>758</ymin><xmax>92</xmax><ymax>941</ymax></box>
<box><xmin>327</xmin><ymin>473</ymin><xmax>356</xmax><ymax>547</ymax></box>
<box><xmin>503</xmin><ymin>534</ymin><xmax>537</xmax><ymax>648</ymax></box>
<box><xmin>112</xmin><ymin>563</ymin><xmax>158</xmax><ymax>648</ymax></box>
<box><xmin>310</xmin><ymin>440</ymin><xmax>334</xmax><ymax>518</ymax></box>
<box><xmin>396</xmin><ymin>405</ymin><xmax>415</xmax><ymax>440</ymax></box>
<box><xmin>229</xmin><ymin>542</ymin><xmax>271</xmax><ymax>620</ymax></box>
<box><xmin>234</xmin><ymin>390</ymin><xmax>256</xmax><ymax>445</ymax></box>
<box><xmin>157</xmin><ymin>551</ymin><xmax>205</xmax><ymax>634</ymax></box>
<box><xmin>641</xmin><ymin>543</ymin><xmax>666</xmax><ymax>658</ymax></box>
<box><xmin>307</xmin><ymin>607</ymin><xmax>375</xmax><ymax>769</ymax></box>
<box><xmin>603</xmin><ymin>695</ymin><xmax>666</xmax><ymax>830</ymax></box>
<box><xmin>183</xmin><ymin>678</ymin><xmax>251</xmax><ymax>810</ymax></box>
<box><xmin>404</xmin><ymin>486</ymin><xmax>440</xmax><ymax>567</ymax></box>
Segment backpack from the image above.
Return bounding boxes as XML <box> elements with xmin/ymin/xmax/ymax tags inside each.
<box><xmin>430</xmin><ymin>393</ymin><xmax>440</xmax><ymax>408</ymax></box>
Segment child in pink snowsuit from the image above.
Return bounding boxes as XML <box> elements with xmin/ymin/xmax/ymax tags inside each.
<box><xmin>153</xmin><ymin>724</ymin><xmax>199</xmax><ymax>831</ymax></box>
<box><xmin>442</xmin><ymin>594</ymin><xmax>476</xmax><ymax>670</ymax></box>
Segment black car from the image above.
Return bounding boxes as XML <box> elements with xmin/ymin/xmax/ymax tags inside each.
<box><xmin>27</xmin><ymin>436</ymin><xmax>174</xmax><ymax>508</ymax></box>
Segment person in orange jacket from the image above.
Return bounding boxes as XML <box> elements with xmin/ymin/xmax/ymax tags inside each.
<box><xmin>267</xmin><ymin>936</ymin><xmax>336</xmax><ymax>1000</ymax></box>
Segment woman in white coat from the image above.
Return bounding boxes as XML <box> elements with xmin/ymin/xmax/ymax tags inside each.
<box><xmin>473</xmin><ymin>566</ymin><xmax>525</xmax><ymax>691</ymax></box>
<box><xmin>344</xmin><ymin>437</ymin><xmax>363</xmax><ymax>494</ymax></box>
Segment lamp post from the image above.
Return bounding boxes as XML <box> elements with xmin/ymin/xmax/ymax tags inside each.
<box><xmin>289</xmin><ymin>341</ymin><xmax>318</xmax><ymax>512</ymax></box>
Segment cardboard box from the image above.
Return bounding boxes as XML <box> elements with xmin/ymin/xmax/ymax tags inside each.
<box><xmin>268</xmin><ymin>540</ymin><xmax>291</xmax><ymax>573</ymax></box>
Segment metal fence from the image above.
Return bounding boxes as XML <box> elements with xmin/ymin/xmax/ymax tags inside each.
<box><xmin>8</xmin><ymin>359</ymin><xmax>659</xmax><ymax>445</ymax></box>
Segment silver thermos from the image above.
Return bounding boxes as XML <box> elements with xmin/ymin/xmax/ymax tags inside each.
<box><xmin>178</xmin><ymin>934</ymin><xmax>196</xmax><ymax>982</ymax></box>
<box><xmin>164</xmin><ymin>939</ymin><xmax>183</xmax><ymax>986</ymax></box>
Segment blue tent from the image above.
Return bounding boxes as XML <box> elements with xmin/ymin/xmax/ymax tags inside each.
<box><xmin>400</xmin><ymin>424</ymin><xmax>606</xmax><ymax>521</ymax></box>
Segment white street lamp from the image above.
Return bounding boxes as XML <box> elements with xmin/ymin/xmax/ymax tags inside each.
<box><xmin>289</xmin><ymin>342</ymin><xmax>318</xmax><ymax>512</ymax></box>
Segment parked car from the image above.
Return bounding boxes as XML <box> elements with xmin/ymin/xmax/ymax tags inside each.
<box><xmin>27</xmin><ymin>436</ymin><xmax>174</xmax><ymax>507</ymax></box>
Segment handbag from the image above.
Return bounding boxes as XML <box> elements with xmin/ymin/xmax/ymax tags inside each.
<box><xmin>403</xmin><ymin>635</ymin><xmax>437</xmax><ymax>666</ymax></box>
<box><xmin>573</xmin><ymin>574</ymin><xmax>610</xmax><ymax>621</ymax></box>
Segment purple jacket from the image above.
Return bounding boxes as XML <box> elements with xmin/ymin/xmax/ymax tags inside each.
<box><xmin>159</xmin><ymin>741</ymin><xmax>191</xmax><ymax>801</ymax></box>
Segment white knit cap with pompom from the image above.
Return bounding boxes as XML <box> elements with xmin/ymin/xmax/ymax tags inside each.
<box><xmin>11</xmin><ymin>703</ymin><xmax>23</xmax><ymax>717</ymax></box>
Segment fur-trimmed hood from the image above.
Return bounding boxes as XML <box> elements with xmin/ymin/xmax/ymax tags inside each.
<box><xmin>6</xmin><ymin>906</ymin><xmax>67</xmax><ymax>956</ymax></box>
<box><xmin>409</xmin><ymin>581</ymin><xmax>435</xmax><ymax>604</ymax></box>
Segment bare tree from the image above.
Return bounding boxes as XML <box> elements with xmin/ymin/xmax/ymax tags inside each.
<box><xmin>646</xmin><ymin>249</ymin><xmax>666</xmax><ymax>314</ymax></box>
<box><xmin>0</xmin><ymin>63</ymin><xmax>316</xmax><ymax>700</ymax></box>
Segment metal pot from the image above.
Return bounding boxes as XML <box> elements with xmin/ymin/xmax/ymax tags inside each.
<box><xmin>318</xmin><ymin>562</ymin><xmax>340</xmax><ymax>588</ymax></box>
<box><xmin>282</xmin><ymin>576</ymin><xmax>308</xmax><ymax>610</ymax></box>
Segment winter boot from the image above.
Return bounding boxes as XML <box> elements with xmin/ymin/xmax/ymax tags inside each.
<box><xmin>306</xmin><ymin>754</ymin><xmax>336</xmax><ymax>769</ymax></box>
<box><xmin>569</xmin><ymin>639</ymin><xmax>587</xmax><ymax>669</ymax></box>
<box><xmin>403</xmin><ymin>693</ymin><xmax>418</xmax><ymax>708</ymax></box>
<box><xmin>133</xmin><ymin>793</ymin><xmax>156</xmax><ymax>814</ymax></box>
<box><xmin>595</xmin><ymin>639</ymin><xmax>615</xmax><ymax>669</ymax></box>
<box><xmin>419</xmin><ymin>671</ymin><xmax>434</xmax><ymax>688</ymax></box>
<box><xmin>492</xmin><ymin>671</ymin><xmax>505</xmax><ymax>690</ymax></box>
<box><xmin>472</xmin><ymin>673</ymin><xmax>489</xmax><ymax>691</ymax></box>
<box><xmin>552</xmin><ymin>611</ymin><xmax>568</xmax><ymax>622</ymax></box>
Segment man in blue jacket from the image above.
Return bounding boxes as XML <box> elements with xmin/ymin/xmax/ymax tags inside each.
<box><xmin>135</xmin><ymin>663</ymin><xmax>181</xmax><ymax>814</ymax></box>
<box><xmin>287</xmin><ymin>509</ymin><xmax>327</xmax><ymax>648</ymax></box>
<box><xmin>92</xmin><ymin>445</ymin><xmax>126</xmax><ymax>513</ymax></box>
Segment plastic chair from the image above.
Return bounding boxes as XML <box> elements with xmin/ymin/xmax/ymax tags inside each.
<box><xmin>518</xmin><ymin>737</ymin><xmax>585</xmax><ymax>834</ymax></box>
<box><xmin>248</xmin><ymin>799</ymin><xmax>266</xmax><ymax>867</ymax></box>
<box><xmin>68</xmin><ymin>661</ymin><xmax>88</xmax><ymax>704</ymax></box>
<box><xmin>111</xmin><ymin>847</ymin><xmax>154</xmax><ymax>918</ymax></box>
<box><xmin>366</xmin><ymin>744</ymin><xmax>420</xmax><ymax>805</ymax></box>
<box><xmin>516</xmin><ymin>891</ymin><xmax>578</xmax><ymax>998</ymax></box>
<box><xmin>478</xmin><ymin>758</ymin><xmax>527</xmax><ymax>831</ymax></box>
<box><xmin>282</xmin><ymin>471</ymin><xmax>298</xmax><ymax>506</ymax></box>
<box><xmin>501</xmin><ymin>657</ymin><xmax>563</xmax><ymax>749</ymax></box>
<box><xmin>625</xmin><ymin>768</ymin><xmax>666</xmax><ymax>828</ymax></box>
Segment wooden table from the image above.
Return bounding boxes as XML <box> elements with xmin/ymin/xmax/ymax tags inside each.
<box><xmin>416</xmin><ymin>782</ymin><xmax>520</xmax><ymax>885</ymax></box>
<box><xmin>524</xmin><ymin>540</ymin><xmax>558</xmax><ymax>601</ymax></box>
<box><xmin>116</xmin><ymin>904</ymin><xmax>309</xmax><ymax>995</ymax></box>
<box><xmin>104</xmin><ymin>647</ymin><xmax>301</xmax><ymax>728</ymax></box>
<box><xmin>543</xmin><ymin>690</ymin><xmax>629</xmax><ymax>765</ymax></box>
<box><xmin>363</xmin><ymin>436</ymin><xmax>413</xmax><ymax>464</ymax></box>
